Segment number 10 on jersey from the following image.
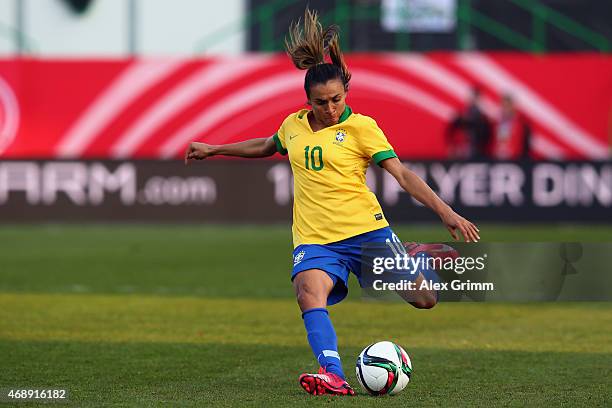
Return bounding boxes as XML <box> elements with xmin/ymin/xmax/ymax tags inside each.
<box><xmin>304</xmin><ymin>145</ymin><xmax>324</xmax><ymax>171</ymax></box>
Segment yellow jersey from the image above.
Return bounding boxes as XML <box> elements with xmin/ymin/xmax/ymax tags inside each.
<box><xmin>273</xmin><ymin>106</ymin><xmax>398</xmax><ymax>247</ymax></box>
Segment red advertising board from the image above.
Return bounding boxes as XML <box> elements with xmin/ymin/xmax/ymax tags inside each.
<box><xmin>0</xmin><ymin>53</ymin><xmax>609</xmax><ymax>160</ymax></box>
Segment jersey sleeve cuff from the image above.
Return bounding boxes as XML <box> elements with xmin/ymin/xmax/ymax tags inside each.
<box><xmin>273</xmin><ymin>133</ymin><xmax>288</xmax><ymax>156</ymax></box>
<box><xmin>372</xmin><ymin>150</ymin><xmax>397</xmax><ymax>166</ymax></box>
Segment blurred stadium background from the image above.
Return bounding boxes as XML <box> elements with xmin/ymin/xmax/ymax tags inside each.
<box><xmin>0</xmin><ymin>0</ymin><xmax>610</xmax><ymax>406</ymax></box>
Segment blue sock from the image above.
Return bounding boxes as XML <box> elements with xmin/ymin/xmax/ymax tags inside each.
<box><xmin>302</xmin><ymin>308</ymin><xmax>345</xmax><ymax>379</ymax></box>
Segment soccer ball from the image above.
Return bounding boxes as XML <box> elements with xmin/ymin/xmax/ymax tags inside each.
<box><xmin>355</xmin><ymin>341</ymin><xmax>412</xmax><ymax>395</ymax></box>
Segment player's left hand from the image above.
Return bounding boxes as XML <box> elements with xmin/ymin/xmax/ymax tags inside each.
<box><xmin>439</xmin><ymin>209</ymin><xmax>480</xmax><ymax>242</ymax></box>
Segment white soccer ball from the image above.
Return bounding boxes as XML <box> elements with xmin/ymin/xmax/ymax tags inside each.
<box><xmin>355</xmin><ymin>341</ymin><xmax>412</xmax><ymax>395</ymax></box>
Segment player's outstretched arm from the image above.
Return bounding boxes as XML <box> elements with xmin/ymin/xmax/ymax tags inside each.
<box><xmin>184</xmin><ymin>136</ymin><xmax>278</xmax><ymax>164</ymax></box>
<box><xmin>381</xmin><ymin>157</ymin><xmax>480</xmax><ymax>242</ymax></box>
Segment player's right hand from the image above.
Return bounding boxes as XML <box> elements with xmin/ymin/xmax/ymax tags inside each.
<box><xmin>184</xmin><ymin>142</ymin><xmax>215</xmax><ymax>164</ymax></box>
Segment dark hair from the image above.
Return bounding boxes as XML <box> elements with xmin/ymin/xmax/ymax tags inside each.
<box><xmin>284</xmin><ymin>8</ymin><xmax>351</xmax><ymax>99</ymax></box>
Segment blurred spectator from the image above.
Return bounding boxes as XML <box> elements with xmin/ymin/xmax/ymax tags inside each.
<box><xmin>446</xmin><ymin>87</ymin><xmax>492</xmax><ymax>160</ymax></box>
<box><xmin>491</xmin><ymin>94</ymin><xmax>532</xmax><ymax>160</ymax></box>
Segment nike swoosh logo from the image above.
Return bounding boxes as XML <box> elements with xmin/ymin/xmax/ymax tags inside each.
<box><xmin>289</xmin><ymin>134</ymin><xmax>299</xmax><ymax>140</ymax></box>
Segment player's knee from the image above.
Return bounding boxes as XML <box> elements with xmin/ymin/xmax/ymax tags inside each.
<box><xmin>412</xmin><ymin>292</ymin><xmax>437</xmax><ymax>309</ymax></box>
<box><xmin>295</xmin><ymin>283</ymin><xmax>326</xmax><ymax>308</ymax></box>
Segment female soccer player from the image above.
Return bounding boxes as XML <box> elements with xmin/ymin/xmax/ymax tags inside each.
<box><xmin>185</xmin><ymin>9</ymin><xmax>479</xmax><ymax>396</ymax></box>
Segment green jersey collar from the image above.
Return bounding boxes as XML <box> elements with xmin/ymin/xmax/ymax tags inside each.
<box><xmin>300</xmin><ymin>105</ymin><xmax>352</xmax><ymax>127</ymax></box>
<box><xmin>338</xmin><ymin>105</ymin><xmax>352</xmax><ymax>124</ymax></box>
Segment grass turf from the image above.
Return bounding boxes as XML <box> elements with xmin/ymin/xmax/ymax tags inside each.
<box><xmin>0</xmin><ymin>224</ymin><xmax>611</xmax><ymax>406</ymax></box>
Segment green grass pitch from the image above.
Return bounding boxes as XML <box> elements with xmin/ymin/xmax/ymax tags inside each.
<box><xmin>0</xmin><ymin>224</ymin><xmax>611</xmax><ymax>407</ymax></box>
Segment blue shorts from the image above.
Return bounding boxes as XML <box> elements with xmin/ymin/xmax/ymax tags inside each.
<box><xmin>291</xmin><ymin>227</ymin><xmax>420</xmax><ymax>305</ymax></box>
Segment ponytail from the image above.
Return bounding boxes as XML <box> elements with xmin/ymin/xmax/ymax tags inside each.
<box><xmin>327</xmin><ymin>28</ymin><xmax>352</xmax><ymax>84</ymax></box>
<box><xmin>285</xmin><ymin>8</ymin><xmax>351</xmax><ymax>97</ymax></box>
